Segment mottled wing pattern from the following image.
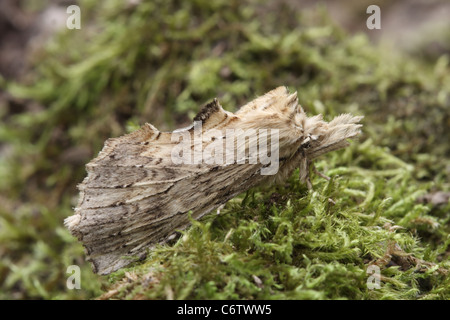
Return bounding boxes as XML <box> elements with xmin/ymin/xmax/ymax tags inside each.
<box><xmin>65</xmin><ymin>100</ymin><xmax>269</xmax><ymax>274</ymax></box>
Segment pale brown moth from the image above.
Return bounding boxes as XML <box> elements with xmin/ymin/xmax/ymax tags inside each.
<box><xmin>65</xmin><ymin>86</ymin><xmax>363</xmax><ymax>275</ymax></box>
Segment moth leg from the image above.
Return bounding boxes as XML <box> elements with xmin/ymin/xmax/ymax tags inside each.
<box><xmin>216</xmin><ymin>203</ymin><xmax>226</xmax><ymax>215</ymax></box>
<box><xmin>312</xmin><ymin>163</ymin><xmax>330</xmax><ymax>181</ymax></box>
<box><xmin>306</xmin><ymin>176</ymin><xmax>313</xmax><ymax>190</ymax></box>
<box><xmin>299</xmin><ymin>155</ymin><xmax>313</xmax><ymax>190</ymax></box>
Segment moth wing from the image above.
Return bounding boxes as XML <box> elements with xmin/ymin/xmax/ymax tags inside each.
<box><xmin>65</xmin><ymin>99</ymin><xmax>266</xmax><ymax>275</ymax></box>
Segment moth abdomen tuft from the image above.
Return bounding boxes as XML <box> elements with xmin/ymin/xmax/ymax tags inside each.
<box><xmin>193</xmin><ymin>98</ymin><xmax>221</xmax><ymax>123</ymax></box>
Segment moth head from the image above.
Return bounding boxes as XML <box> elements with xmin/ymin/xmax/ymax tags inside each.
<box><xmin>297</xmin><ymin>113</ymin><xmax>328</xmax><ymax>152</ymax></box>
<box><xmin>288</xmin><ymin>95</ymin><xmax>326</xmax><ymax>147</ymax></box>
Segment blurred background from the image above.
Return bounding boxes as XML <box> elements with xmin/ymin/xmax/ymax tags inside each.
<box><xmin>0</xmin><ymin>0</ymin><xmax>449</xmax><ymax>299</ymax></box>
<box><xmin>2</xmin><ymin>0</ymin><xmax>450</xmax><ymax>81</ymax></box>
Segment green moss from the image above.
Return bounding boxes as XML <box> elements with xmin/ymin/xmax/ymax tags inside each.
<box><xmin>0</xmin><ymin>0</ymin><xmax>448</xmax><ymax>299</ymax></box>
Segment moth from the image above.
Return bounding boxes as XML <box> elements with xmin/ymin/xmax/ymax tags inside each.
<box><xmin>65</xmin><ymin>86</ymin><xmax>363</xmax><ymax>275</ymax></box>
